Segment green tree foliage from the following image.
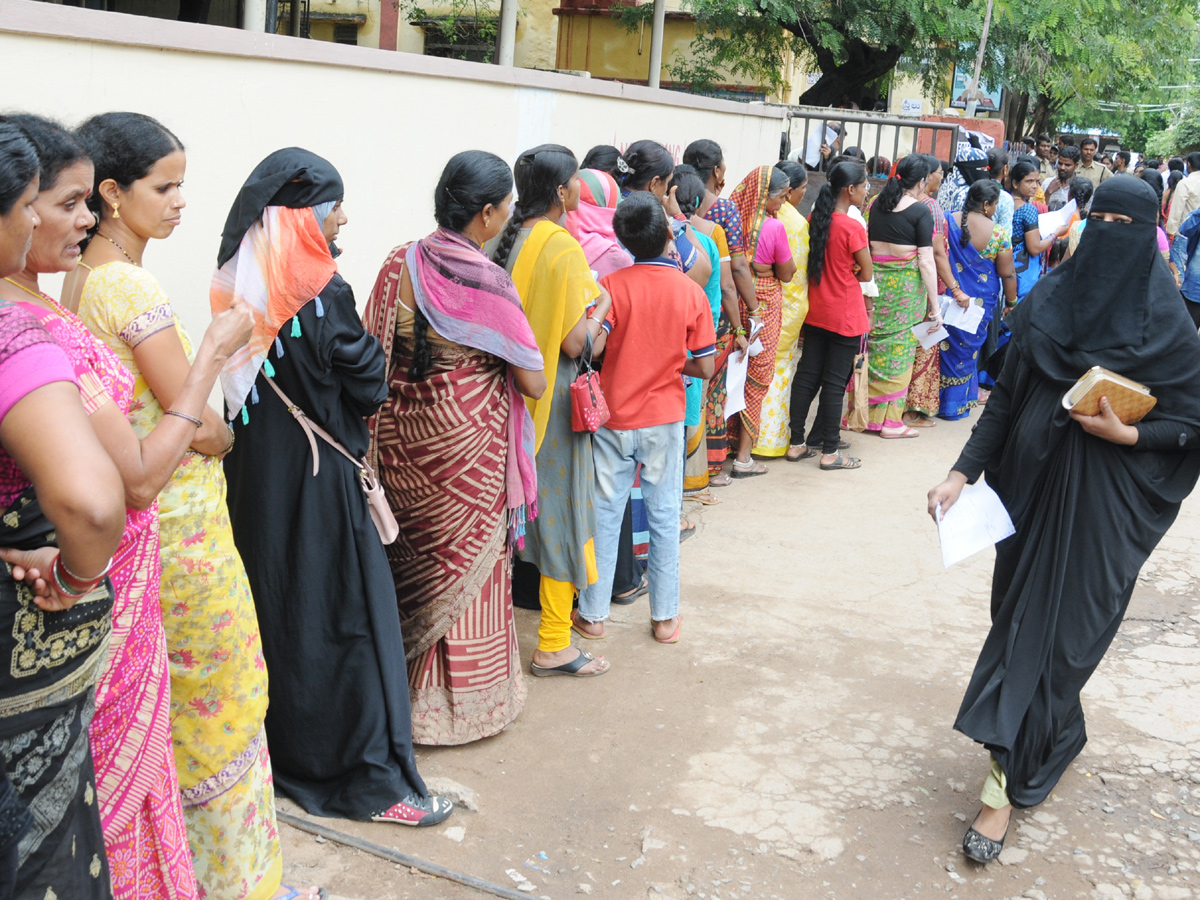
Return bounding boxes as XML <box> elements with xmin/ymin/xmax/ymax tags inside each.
<box><xmin>1145</xmin><ymin>128</ymin><xmax>1178</xmax><ymax>159</ymax></box>
<box><xmin>978</xmin><ymin>0</ymin><xmax>1195</xmax><ymax>137</ymax></box>
<box><xmin>665</xmin><ymin>0</ymin><xmax>978</xmax><ymax>105</ymax></box>
<box><xmin>664</xmin><ymin>0</ymin><xmax>1194</xmax><ymax>141</ymax></box>
<box><xmin>1173</xmin><ymin>114</ymin><xmax>1200</xmax><ymax>155</ymax></box>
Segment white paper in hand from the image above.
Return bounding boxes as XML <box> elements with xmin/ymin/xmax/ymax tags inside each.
<box><xmin>940</xmin><ymin>296</ymin><xmax>985</xmax><ymax>333</ymax></box>
<box><xmin>1037</xmin><ymin>199</ymin><xmax>1076</xmax><ymax>240</ymax></box>
<box><xmin>724</xmin><ymin>319</ymin><xmax>762</xmax><ymax>418</ymax></box>
<box><xmin>936</xmin><ymin>480</ymin><xmax>1016</xmax><ymax>568</ymax></box>
<box><xmin>911</xmin><ymin>321</ymin><xmax>948</xmax><ymax>350</ymax></box>
<box><xmin>725</xmin><ymin>349</ymin><xmax>749</xmax><ymax>419</ymax></box>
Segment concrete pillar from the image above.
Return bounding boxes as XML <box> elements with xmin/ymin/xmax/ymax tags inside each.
<box><xmin>242</xmin><ymin>0</ymin><xmax>267</xmax><ymax>32</ymax></box>
<box><xmin>497</xmin><ymin>0</ymin><xmax>517</xmax><ymax>66</ymax></box>
<box><xmin>647</xmin><ymin>0</ymin><xmax>665</xmax><ymax>88</ymax></box>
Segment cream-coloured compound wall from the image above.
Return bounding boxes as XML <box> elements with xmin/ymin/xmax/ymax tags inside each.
<box><xmin>0</xmin><ymin>0</ymin><xmax>783</xmax><ymax>350</ymax></box>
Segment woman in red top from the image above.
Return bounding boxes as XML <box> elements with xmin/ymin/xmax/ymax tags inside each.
<box><xmin>784</xmin><ymin>162</ymin><xmax>872</xmax><ymax>470</ymax></box>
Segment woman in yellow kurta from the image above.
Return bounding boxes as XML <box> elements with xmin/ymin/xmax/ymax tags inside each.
<box><xmin>753</xmin><ymin>161</ymin><xmax>810</xmax><ymax>457</ymax></box>
<box><xmin>70</xmin><ymin>111</ymin><xmax>285</xmax><ymax>900</ymax></box>
<box><xmin>486</xmin><ymin>144</ymin><xmax>612</xmax><ymax>674</ymax></box>
<box><xmin>79</xmin><ymin>260</ymin><xmax>280</xmax><ymax>899</ymax></box>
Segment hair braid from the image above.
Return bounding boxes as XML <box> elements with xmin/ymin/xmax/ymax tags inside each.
<box><xmin>490</xmin><ymin>200</ymin><xmax>527</xmax><ymax>268</ymax></box>
<box><xmin>808</xmin><ymin>161</ymin><xmax>866</xmax><ymax>286</ymax></box>
<box><xmin>490</xmin><ymin>144</ymin><xmax>578</xmax><ymax>268</ymax></box>
<box><xmin>408</xmin><ymin>307</ymin><xmax>432</xmax><ymax>380</ymax></box>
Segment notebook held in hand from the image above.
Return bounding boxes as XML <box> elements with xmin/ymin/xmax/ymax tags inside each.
<box><xmin>1061</xmin><ymin>366</ymin><xmax>1157</xmax><ymax>424</ymax></box>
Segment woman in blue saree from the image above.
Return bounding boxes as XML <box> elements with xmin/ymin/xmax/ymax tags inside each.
<box><xmin>938</xmin><ymin>181</ymin><xmax>1018</xmax><ymax>420</ymax></box>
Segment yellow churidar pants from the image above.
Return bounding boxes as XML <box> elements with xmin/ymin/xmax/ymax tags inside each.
<box><xmin>536</xmin><ymin>539</ymin><xmax>597</xmax><ymax>652</ymax></box>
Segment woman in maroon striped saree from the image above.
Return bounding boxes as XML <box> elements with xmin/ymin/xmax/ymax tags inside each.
<box><xmin>364</xmin><ymin>152</ymin><xmax>545</xmax><ymax>745</ymax></box>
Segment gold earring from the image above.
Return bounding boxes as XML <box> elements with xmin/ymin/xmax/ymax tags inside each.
<box><xmin>112</xmin><ymin>203</ymin><xmax>120</xmax><ymax>220</ymax></box>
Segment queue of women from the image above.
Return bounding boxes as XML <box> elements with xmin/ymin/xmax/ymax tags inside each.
<box><xmin>1</xmin><ymin>107</ymin><xmax>1197</xmax><ymax>900</ymax></box>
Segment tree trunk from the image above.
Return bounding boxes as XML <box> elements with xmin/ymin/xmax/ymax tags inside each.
<box><xmin>1028</xmin><ymin>90</ymin><xmax>1062</xmax><ymax>139</ymax></box>
<box><xmin>797</xmin><ymin>69</ymin><xmax>868</xmax><ymax>107</ymax></box>
<box><xmin>1001</xmin><ymin>90</ymin><xmax>1029</xmax><ymax>143</ymax></box>
<box><xmin>794</xmin><ymin>30</ymin><xmax>909</xmax><ymax>107</ymax></box>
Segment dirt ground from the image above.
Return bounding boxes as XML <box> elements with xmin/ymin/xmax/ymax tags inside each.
<box><xmin>277</xmin><ymin>412</ymin><xmax>1200</xmax><ymax>900</ymax></box>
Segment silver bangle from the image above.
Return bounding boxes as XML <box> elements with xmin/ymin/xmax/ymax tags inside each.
<box><xmin>165</xmin><ymin>409</ymin><xmax>203</xmax><ymax>428</ymax></box>
<box><xmin>59</xmin><ymin>555</ymin><xmax>113</xmax><ymax>583</ymax></box>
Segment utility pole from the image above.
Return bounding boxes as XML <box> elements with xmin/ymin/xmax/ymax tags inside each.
<box><xmin>964</xmin><ymin>0</ymin><xmax>994</xmax><ymax>119</ymax></box>
<box><xmin>242</xmin><ymin>0</ymin><xmax>268</xmax><ymax>31</ymax></box>
<box><xmin>497</xmin><ymin>0</ymin><xmax>517</xmax><ymax>66</ymax></box>
<box><xmin>647</xmin><ymin>0</ymin><xmax>666</xmax><ymax>89</ymax></box>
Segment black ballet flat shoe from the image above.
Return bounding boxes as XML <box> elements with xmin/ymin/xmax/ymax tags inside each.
<box><xmin>962</xmin><ymin>815</ymin><xmax>1009</xmax><ymax>863</ymax></box>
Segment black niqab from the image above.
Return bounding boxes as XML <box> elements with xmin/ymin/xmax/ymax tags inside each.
<box><xmin>950</xmin><ymin>175</ymin><xmax>1200</xmax><ymax>809</ymax></box>
<box><xmin>217</xmin><ymin>147</ymin><xmax>343</xmax><ymax>267</ymax></box>
<box><xmin>1012</xmin><ymin>174</ymin><xmax>1200</xmax><ymax>429</ymax></box>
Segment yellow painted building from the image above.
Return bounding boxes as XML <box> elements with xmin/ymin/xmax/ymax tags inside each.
<box><xmin>552</xmin><ymin>0</ymin><xmax>792</xmax><ymax>100</ymax></box>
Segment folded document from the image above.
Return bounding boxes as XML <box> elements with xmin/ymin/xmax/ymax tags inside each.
<box><xmin>936</xmin><ymin>480</ymin><xmax>1016</xmax><ymax>568</ymax></box>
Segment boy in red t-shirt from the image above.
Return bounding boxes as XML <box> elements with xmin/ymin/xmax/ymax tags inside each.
<box><xmin>572</xmin><ymin>192</ymin><xmax>716</xmax><ymax>645</ymax></box>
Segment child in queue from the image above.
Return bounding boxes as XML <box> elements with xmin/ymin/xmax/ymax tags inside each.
<box><xmin>572</xmin><ymin>193</ymin><xmax>716</xmax><ymax>645</ymax></box>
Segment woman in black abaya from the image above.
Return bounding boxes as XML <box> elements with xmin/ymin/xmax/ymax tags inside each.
<box><xmin>928</xmin><ymin>176</ymin><xmax>1200</xmax><ymax>863</ymax></box>
<box><xmin>219</xmin><ymin>148</ymin><xmax>452</xmax><ymax>826</ymax></box>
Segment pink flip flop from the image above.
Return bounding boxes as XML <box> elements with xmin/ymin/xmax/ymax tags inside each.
<box><xmin>571</xmin><ymin>609</ymin><xmax>606</xmax><ymax>640</ymax></box>
<box><xmin>653</xmin><ymin>616</ymin><xmax>682</xmax><ymax>644</ymax></box>
<box><xmin>879</xmin><ymin>426</ymin><xmax>920</xmax><ymax>439</ymax></box>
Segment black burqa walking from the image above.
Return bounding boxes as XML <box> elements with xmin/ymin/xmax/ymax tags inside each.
<box><xmin>951</xmin><ymin>176</ymin><xmax>1200</xmax><ymax>808</ymax></box>
<box><xmin>220</xmin><ymin>148</ymin><xmax>429</xmax><ymax>819</ymax></box>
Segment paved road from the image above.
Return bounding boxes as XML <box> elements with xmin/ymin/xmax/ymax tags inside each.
<box><xmin>279</xmin><ymin>413</ymin><xmax>1200</xmax><ymax>900</ymax></box>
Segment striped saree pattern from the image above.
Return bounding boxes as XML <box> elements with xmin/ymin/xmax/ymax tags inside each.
<box><xmin>377</xmin><ymin>340</ymin><xmax>526</xmax><ymax>746</ymax></box>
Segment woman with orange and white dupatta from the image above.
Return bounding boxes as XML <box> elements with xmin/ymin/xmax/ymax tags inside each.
<box><xmin>726</xmin><ymin>166</ymin><xmax>796</xmax><ymax>477</ymax></box>
<box><xmin>217</xmin><ymin>148</ymin><xmax>452</xmax><ymax>828</ymax></box>
<box><xmin>363</xmin><ymin>151</ymin><xmax>545</xmax><ymax>744</ymax></box>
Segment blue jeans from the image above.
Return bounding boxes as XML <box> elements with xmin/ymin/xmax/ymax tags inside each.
<box><xmin>578</xmin><ymin>422</ymin><xmax>683</xmax><ymax>623</ymax></box>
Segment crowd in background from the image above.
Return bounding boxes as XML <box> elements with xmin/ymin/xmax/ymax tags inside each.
<box><xmin>4</xmin><ymin>107</ymin><xmax>1200</xmax><ymax>900</ymax></box>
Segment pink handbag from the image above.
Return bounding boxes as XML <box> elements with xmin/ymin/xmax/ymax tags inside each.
<box><xmin>569</xmin><ymin>331</ymin><xmax>610</xmax><ymax>433</ymax></box>
<box><xmin>265</xmin><ymin>378</ymin><xmax>399</xmax><ymax>545</ymax></box>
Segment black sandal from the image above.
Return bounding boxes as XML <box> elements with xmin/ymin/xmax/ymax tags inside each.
<box><xmin>962</xmin><ymin>811</ymin><xmax>1009</xmax><ymax>863</ymax></box>
<box><xmin>612</xmin><ymin>575</ymin><xmax>648</xmax><ymax>605</ymax></box>
<box><xmin>819</xmin><ymin>452</ymin><xmax>861</xmax><ymax>471</ymax></box>
<box><xmin>785</xmin><ymin>444</ymin><xmax>818</xmax><ymax>461</ymax></box>
<box><xmin>730</xmin><ymin>459</ymin><xmax>769</xmax><ymax>478</ymax></box>
<box><xmin>530</xmin><ymin>648</ymin><xmax>609</xmax><ymax>678</ymax></box>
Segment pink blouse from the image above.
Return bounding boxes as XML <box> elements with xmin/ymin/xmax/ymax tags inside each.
<box><xmin>753</xmin><ymin>217</ymin><xmax>793</xmax><ymax>266</ymax></box>
<box><xmin>0</xmin><ymin>303</ymin><xmax>78</xmax><ymax>507</ymax></box>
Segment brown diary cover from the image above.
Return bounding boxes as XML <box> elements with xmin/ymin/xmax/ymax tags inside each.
<box><xmin>1062</xmin><ymin>366</ymin><xmax>1157</xmax><ymax>424</ymax></box>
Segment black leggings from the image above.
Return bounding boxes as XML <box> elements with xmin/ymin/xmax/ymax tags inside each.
<box><xmin>1187</xmin><ymin>299</ymin><xmax>1200</xmax><ymax>329</ymax></box>
<box><xmin>612</xmin><ymin>499</ymin><xmax>643</xmax><ymax>596</ymax></box>
<box><xmin>788</xmin><ymin>324</ymin><xmax>862</xmax><ymax>454</ymax></box>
